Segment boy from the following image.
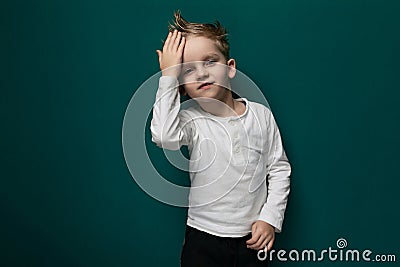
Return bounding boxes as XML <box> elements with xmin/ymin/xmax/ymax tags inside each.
<box><xmin>151</xmin><ymin>11</ymin><xmax>291</xmax><ymax>266</ymax></box>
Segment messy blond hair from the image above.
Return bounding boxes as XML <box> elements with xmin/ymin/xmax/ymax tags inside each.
<box><xmin>168</xmin><ymin>10</ymin><xmax>230</xmax><ymax>60</ymax></box>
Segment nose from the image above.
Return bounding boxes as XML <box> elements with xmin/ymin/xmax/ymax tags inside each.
<box><xmin>196</xmin><ymin>66</ymin><xmax>209</xmax><ymax>80</ymax></box>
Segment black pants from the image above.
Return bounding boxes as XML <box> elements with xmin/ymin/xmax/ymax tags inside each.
<box><xmin>180</xmin><ymin>225</ymin><xmax>269</xmax><ymax>267</ymax></box>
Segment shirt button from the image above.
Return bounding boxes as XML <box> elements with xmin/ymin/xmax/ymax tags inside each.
<box><xmin>234</xmin><ymin>146</ymin><xmax>240</xmax><ymax>153</ymax></box>
<box><xmin>229</xmin><ymin>120</ymin><xmax>236</xmax><ymax>126</ymax></box>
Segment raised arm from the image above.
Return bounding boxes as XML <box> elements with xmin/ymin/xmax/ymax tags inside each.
<box><xmin>150</xmin><ymin>30</ymin><xmax>191</xmax><ymax>150</ymax></box>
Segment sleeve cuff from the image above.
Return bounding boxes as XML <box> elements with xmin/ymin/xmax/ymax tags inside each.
<box><xmin>258</xmin><ymin>207</ymin><xmax>284</xmax><ymax>233</ymax></box>
<box><xmin>158</xmin><ymin>76</ymin><xmax>179</xmax><ymax>89</ymax></box>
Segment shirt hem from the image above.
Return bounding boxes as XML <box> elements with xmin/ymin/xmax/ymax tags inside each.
<box><xmin>187</xmin><ymin>219</ymin><xmax>251</xmax><ymax>238</ymax></box>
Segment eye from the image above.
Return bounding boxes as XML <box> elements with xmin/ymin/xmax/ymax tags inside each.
<box><xmin>183</xmin><ymin>68</ymin><xmax>193</xmax><ymax>75</ymax></box>
<box><xmin>205</xmin><ymin>59</ymin><xmax>217</xmax><ymax>66</ymax></box>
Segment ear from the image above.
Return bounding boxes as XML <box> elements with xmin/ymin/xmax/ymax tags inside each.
<box><xmin>226</xmin><ymin>59</ymin><xmax>236</xmax><ymax>79</ymax></box>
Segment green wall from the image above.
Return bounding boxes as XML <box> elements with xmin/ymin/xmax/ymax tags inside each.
<box><xmin>2</xmin><ymin>0</ymin><xmax>399</xmax><ymax>266</ymax></box>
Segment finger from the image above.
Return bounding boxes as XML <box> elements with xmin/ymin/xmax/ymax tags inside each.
<box><xmin>246</xmin><ymin>223</ymin><xmax>259</xmax><ymax>245</ymax></box>
<box><xmin>177</xmin><ymin>36</ymin><xmax>185</xmax><ymax>53</ymax></box>
<box><xmin>163</xmin><ymin>31</ymin><xmax>172</xmax><ymax>52</ymax></box>
<box><xmin>156</xmin><ymin>50</ymin><xmax>162</xmax><ymax>62</ymax></box>
<box><xmin>246</xmin><ymin>235</ymin><xmax>258</xmax><ymax>245</ymax></box>
<box><xmin>266</xmin><ymin>237</ymin><xmax>275</xmax><ymax>251</ymax></box>
<box><xmin>168</xmin><ymin>29</ymin><xmax>178</xmax><ymax>51</ymax></box>
<box><xmin>260</xmin><ymin>235</ymin><xmax>272</xmax><ymax>250</ymax></box>
<box><xmin>260</xmin><ymin>240</ymin><xmax>268</xmax><ymax>250</ymax></box>
<box><xmin>172</xmin><ymin>31</ymin><xmax>182</xmax><ymax>51</ymax></box>
<box><xmin>246</xmin><ymin>232</ymin><xmax>261</xmax><ymax>246</ymax></box>
<box><xmin>167</xmin><ymin>30</ymin><xmax>176</xmax><ymax>51</ymax></box>
<box><xmin>250</xmin><ymin>235</ymin><xmax>265</xmax><ymax>249</ymax></box>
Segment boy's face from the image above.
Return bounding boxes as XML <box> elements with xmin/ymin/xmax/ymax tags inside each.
<box><xmin>179</xmin><ymin>36</ymin><xmax>236</xmax><ymax>100</ymax></box>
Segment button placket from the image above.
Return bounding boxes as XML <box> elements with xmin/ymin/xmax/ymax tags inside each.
<box><xmin>229</xmin><ymin>119</ymin><xmax>241</xmax><ymax>154</ymax></box>
<box><xmin>228</xmin><ymin>119</ymin><xmax>245</xmax><ymax>166</ymax></box>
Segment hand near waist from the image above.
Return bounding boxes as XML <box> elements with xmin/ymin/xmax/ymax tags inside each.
<box><xmin>246</xmin><ymin>220</ymin><xmax>275</xmax><ymax>251</ymax></box>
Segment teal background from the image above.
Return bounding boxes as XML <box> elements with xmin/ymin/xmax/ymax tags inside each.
<box><xmin>1</xmin><ymin>0</ymin><xmax>399</xmax><ymax>266</ymax></box>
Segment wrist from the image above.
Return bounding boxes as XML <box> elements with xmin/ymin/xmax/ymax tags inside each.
<box><xmin>162</xmin><ymin>72</ymin><xmax>179</xmax><ymax>79</ymax></box>
<box><xmin>161</xmin><ymin>64</ymin><xmax>181</xmax><ymax>78</ymax></box>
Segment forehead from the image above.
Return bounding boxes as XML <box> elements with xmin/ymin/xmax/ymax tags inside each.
<box><xmin>182</xmin><ymin>36</ymin><xmax>223</xmax><ymax>62</ymax></box>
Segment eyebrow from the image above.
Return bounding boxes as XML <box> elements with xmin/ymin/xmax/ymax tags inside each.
<box><xmin>183</xmin><ymin>53</ymin><xmax>220</xmax><ymax>63</ymax></box>
<box><xmin>203</xmin><ymin>52</ymin><xmax>220</xmax><ymax>58</ymax></box>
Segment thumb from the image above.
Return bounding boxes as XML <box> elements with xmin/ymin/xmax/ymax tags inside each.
<box><xmin>156</xmin><ymin>50</ymin><xmax>162</xmax><ymax>60</ymax></box>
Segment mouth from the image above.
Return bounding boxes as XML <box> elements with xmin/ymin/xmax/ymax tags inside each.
<box><xmin>198</xmin><ymin>82</ymin><xmax>214</xmax><ymax>90</ymax></box>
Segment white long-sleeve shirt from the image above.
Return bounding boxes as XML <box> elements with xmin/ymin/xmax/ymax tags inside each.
<box><xmin>150</xmin><ymin>76</ymin><xmax>291</xmax><ymax>237</ymax></box>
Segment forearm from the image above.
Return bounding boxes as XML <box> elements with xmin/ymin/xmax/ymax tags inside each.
<box><xmin>150</xmin><ymin>76</ymin><xmax>190</xmax><ymax>150</ymax></box>
<box><xmin>258</xmin><ymin>153</ymin><xmax>291</xmax><ymax>233</ymax></box>
<box><xmin>258</xmin><ymin>109</ymin><xmax>291</xmax><ymax>233</ymax></box>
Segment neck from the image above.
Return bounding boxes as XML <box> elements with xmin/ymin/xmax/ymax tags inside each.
<box><xmin>197</xmin><ymin>90</ymin><xmax>239</xmax><ymax>117</ymax></box>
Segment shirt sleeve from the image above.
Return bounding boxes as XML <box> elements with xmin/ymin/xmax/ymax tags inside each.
<box><xmin>150</xmin><ymin>76</ymin><xmax>193</xmax><ymax>150</ymax></box>
<box><xmin>258</xmin><ymin>108</ymin><xmax>291</xmax><ymax>233</ymax></box>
